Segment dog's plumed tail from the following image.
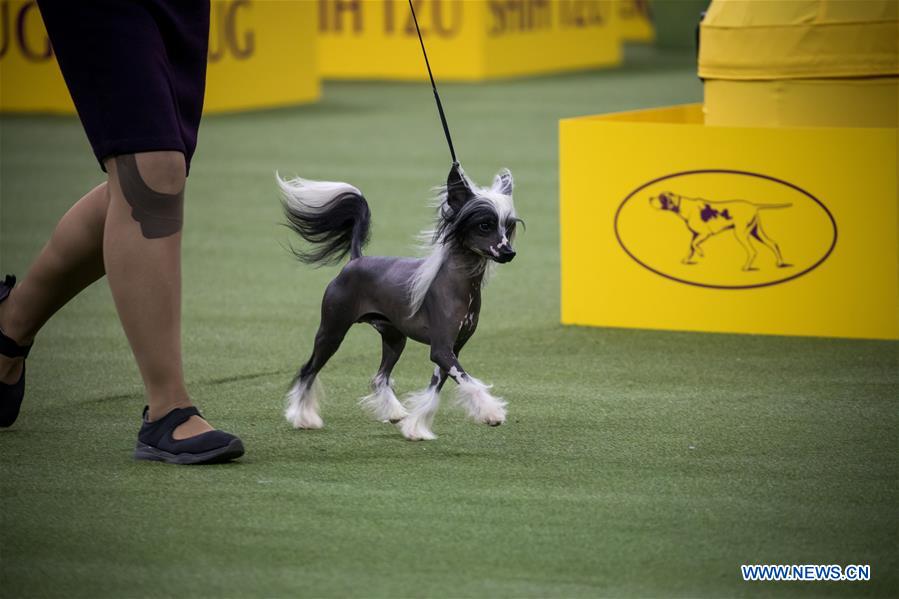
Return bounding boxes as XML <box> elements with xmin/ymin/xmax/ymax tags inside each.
<box><xmin>277</xmin><ymin>174</ymin><xmax>371</xmax><ymax>265</ymax></box>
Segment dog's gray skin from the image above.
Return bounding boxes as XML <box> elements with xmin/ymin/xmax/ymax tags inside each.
<box><xmin>305</xmin><ymin>248</ymin><xmax>493</xmax><ymax>399</ymax></box>
<box><xmin>280</xmin><ymin>163</ymin><xmax>519</xmax><ymax>438</ymax></box>
<box><xmin>649</xmin><ymin>191</ymin><xmax>791</xmax><ymax>271</ymax></box>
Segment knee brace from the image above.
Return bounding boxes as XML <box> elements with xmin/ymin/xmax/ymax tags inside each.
<box><xmin>114</xmin><ymin>154</ymin><xmax>184</xmax><ymax>239</ymax></box>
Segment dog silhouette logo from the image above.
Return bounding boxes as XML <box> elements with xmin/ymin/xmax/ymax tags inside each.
<box><xmin>615</xmin><ymin>170</ymin><xmax>837</xmax><ymax>289</ymax></box>
<box><xmin>648</xmin><ymin>191</ymin><xmax>792</xmax><ymax>271</ymax></box>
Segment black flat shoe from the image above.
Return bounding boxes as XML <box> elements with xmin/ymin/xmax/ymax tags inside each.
<box><xmin>0</xmin><ymin>275</ymin><xmax>32</xmax><ymax>428</ymax></box>
<box><xmin>135</xmin><ymin>406</ymin><xmax>245</xmax><ymax>465</ymax></box>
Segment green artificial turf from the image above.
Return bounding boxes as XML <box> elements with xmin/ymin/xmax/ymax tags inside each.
<box><xmin>1</xmin><ymin>47</ymin><xmax>897</xmax><ymax>597</ymax></box>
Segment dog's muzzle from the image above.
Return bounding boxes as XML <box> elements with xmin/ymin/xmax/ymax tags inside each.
<box><xmin>494</xmin><ymin>246</ymin><xmax>516</xmax><ymax>263</ymax></box>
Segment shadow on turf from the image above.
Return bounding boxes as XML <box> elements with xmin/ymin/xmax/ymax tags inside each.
<box><xmin>278</xmin><ymin>446</ymin><xmax>496</xmax><ymax>465</ymax></box>
<box><xmin>77</xmin><ymin>369</ymin><xmax>289</xmax><ymax>405</ymax></box>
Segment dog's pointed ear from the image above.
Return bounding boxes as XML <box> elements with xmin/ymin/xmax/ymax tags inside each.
<box><xmin>491</xmin><ymin>168</ymin><xmax>513</xmax><ymax>196</ymax></box>
<box><xmin>446</xmin><ymin>162</ymin><xmax>474</xmax><ymax>213</ymax></box>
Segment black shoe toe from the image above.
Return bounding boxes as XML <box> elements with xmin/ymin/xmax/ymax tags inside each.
<box><xmin>134</xmin><ymin>406</ymin><xmax>245</xmax><ymax>465</ymax></box>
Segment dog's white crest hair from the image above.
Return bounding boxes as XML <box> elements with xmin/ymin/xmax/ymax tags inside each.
<box><xmin>408</xmin><ymin>242</ymin><xmax>448</xmax><ymax>316</ymax></box>
<box><xmin>407</xmin><ymin>170</ymin><xmax>516</xmax><ymax>315</ymax></box>
<box><xmin>276</xmin><ymin>172</ymin><xmax>362</xmax><ymax>213</ymax></box>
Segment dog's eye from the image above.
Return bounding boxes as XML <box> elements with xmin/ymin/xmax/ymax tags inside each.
<box><xmin>478</xmin><ymin>222</ymin><xmax>493</xmax><ymax>233</ymax></box>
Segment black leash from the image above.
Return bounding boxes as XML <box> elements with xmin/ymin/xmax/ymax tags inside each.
<box><xmin>408</xmin><ymin>0</ymin><xmax>457</xmax><ymax>164</ymax></box>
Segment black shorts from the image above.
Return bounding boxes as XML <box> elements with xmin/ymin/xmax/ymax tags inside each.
<box><xmin>38</xmin><ymin>0</ymin><xmax>210</xmax><ymax>173</ymax></box>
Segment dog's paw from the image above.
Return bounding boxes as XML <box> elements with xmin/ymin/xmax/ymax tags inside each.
<box><xmin>455</xmin><ymin>377</ymin><xmax>508</xmax><ymax>427</ymax></box>
<box><xmin>285</xmin><ymin>377</ymin><xmax>325</xmax><ymax>429</ymax></box>
<box><xmin>287</xmin><ymin>410</ymin><xmax>324</xmax><ymax>429</ymax></box>
<box><xmin>299</xmin><ymin>418</ymin><xmax>325</xmax><ymax>430</ymax></box>
<box><xmin>359</xmin><ymin>385</ymin><xmax>408</xmax><ymax>423</ymax></box>
<box><xmin>382</xmin><ymin>403</ymin><xmax>409</xmax><ymax>424</ymax></box>
<box><xmin>405</xmin><ymin>430</ymin><xmax>437</xmax><ymax>442</ymax></box>
<box><xmin>398</xmin><ymin>417</ymin><xmax>437</xmax><ymax>441</ymax></box>
<box><xmin>480</xmin><ymin>405</ymin><xmax>507</xmax><ymax>427</ymax></box>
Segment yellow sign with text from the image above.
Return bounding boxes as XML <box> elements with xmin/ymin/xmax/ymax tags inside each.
<box><xmin>318</xmin><ymin>0</ymin><xmax>621</xmax><ymax>81</ymax></box>
<box><xmin>618</xmin><ymin>0</ymin><xmax>653</xmax><ymax>42</ymax></box>
<box><xmin>560</xmin><ymin>104</ymin><xmax>899</xmax><ymax>340</ymax></box>
<box><xmin>0</xmin><ymin>0</ymin><xmax>319</xmax><ymax>114</ymax></box>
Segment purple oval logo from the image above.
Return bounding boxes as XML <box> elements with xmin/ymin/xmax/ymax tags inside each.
<box><xmin>614</xmin><ymin>170</ymin><xmax>837</xmax><ymax>289</ymax></box>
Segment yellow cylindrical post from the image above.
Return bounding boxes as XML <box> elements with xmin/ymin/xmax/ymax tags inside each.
<box><xmin>699</xmin><ymin>0</ymin><xmax>899</xmax><ymax>127</ymax></box>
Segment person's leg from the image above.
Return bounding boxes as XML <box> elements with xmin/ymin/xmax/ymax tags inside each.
<box><xmin>104</xmin><ymin>150</ymin><xmax>211</xmax><ymax>439</ymax></box>
<box><xmin>1</xmin><ymin>150</ymin><xmax>215</xmax><ymax>440</ymax></box>
<box><xmin>0</xmin><ymin>182</ymin><xmax>108</xmax><ymax>384</ymax></box>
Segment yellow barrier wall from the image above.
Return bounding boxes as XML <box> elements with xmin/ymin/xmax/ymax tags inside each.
<box><xmin>0</xmin><ymin>0</ymin><xmax>71</xmax><ymax>112</ymax></box>
<box><xmin>205</xmin><ymin>0</ymin><xmax>319</xmax><ymax>112</ymax></box>
<box><xmin>318</xmin><ymin>0</ymin><xmax>621</xmax><ymax>81</ymax></box>
<box><xmin>560</xmin><ymin>104</ymin><xmax>899</xmax><ymax>340</ymax></box>
<box><xmin>0</xmin><ymin>0</ymin><xmax>319</xmax><ymax>114</ymax></box>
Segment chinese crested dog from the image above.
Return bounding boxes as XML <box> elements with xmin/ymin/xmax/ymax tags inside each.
<box><xmin>277</xmin><ymin>163</ymin><xmax>520</xmax><ymax>440</ymax></box>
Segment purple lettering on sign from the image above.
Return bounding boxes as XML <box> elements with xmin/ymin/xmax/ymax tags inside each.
<box><xmin>430</xmin><ymin>0</ymin><xmax>461</xmax><ymax>37</ymax></box>
<box><xmin>396</xmin><ymin>0</ymin><xmax>460</xmax><ymax>38</ymax></box>
<box><xmin>320</xmin><ymin>0</ymin><xmax>363</xmax><ymax>34</ymax></box>
<box><xmin>0</xmin><ymin>1</ymin><xmax>10</xmax><ymax>59</ymax></box>
<box><xmin>209</xmin><ymin>0</ymin><xmax>255</xmax><ymax>62</ymax></box>
<box><xmin>6</xmin><ymin>0</ymin><xmax>53</xmax><ymax>62</ymax></box>
<box><xmin>488</xmin><ymin>0</ymin><xmax>552</xmax><ymax>36</ymax></box>
<box><xmin>558</xmin><ymin>0</ymin><xmax>606</xmax><ymax>29</ymax></box>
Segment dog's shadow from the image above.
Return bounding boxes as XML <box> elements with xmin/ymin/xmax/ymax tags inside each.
<box><xmin>282</xmin><ymin>432</ymin><xmax>497</xmax><ymax>465</ymax></box>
